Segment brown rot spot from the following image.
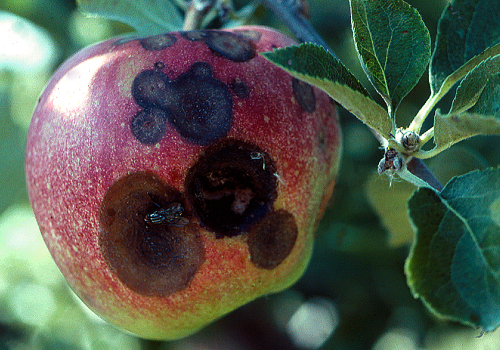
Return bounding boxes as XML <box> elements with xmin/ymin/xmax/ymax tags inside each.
<box><xmin>139</xmin><ymin>33</ymin><xmax>177</xmax><ymax>51</ymax></box>
<box><xmin>292</xmin><ymin>77</ymin><xmax>316</xmax><ymax>113</ymax></box>
<box><xmin>230</xmin><ymin>78</ymin><xmax>250</xmax><ymax>98</ymax></box>
<box><xmin>99</xmin><ymin>172</ymin><xmax>205</xmax><ymax>297</ymax></box>
<box><xmin>247</xmin><ymin>209</ymin><xmax>298</xmax><ymax>270</ymax></box>
<box><xmin>185</xmin><ymin>139</ymin><xmax>277</xmax><ymax>238</ymax></box>
<box><xmin>132</xmin><ymin>69</ymin><xmax>169</xmax><ymax>109</ymax></box>
<box><xmin>205</xmin><ymin>31</ymin><xmax>256</xmax><ymax>62</ymax></box>
<box><xmin>130</xmin><ymin>108</ymin><xmax>168</xmax><ymax>144</ymax></box>
<box><xmin>165</xmin><ymin>62</ymin><xmax>233</xmax><ymax>145</ymax></box>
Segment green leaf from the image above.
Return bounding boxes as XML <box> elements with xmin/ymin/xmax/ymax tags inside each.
<box><xmin>430</xmin><ymin>0</ymin><xmax>500</xmax><ymax>96</ymax></box>
<box><xmin>450</xmin><ymin>55</ymin><xmax>500</xmax><ymax>115</ymax></box>
<box><xmin>77</xmin><ymin>0</ymin><xmax>183</xmax><ymax>35</ymax></box>
<box><xmin>261</xmin><ymin>43</ymin><xmax>393</xmax><ymax>139</ymax></box>
<box><xmin>469</xmin><ymin>74</ymin><xmax>500</xmax><ymax>117</ymax></box>
<box><xmin>349</xmin><ymin>0</ymin><xmax>431</xmax><ymax>116</ymax></box>
<box><xmin>405</xmin><ymin>168</ymin><xmax>500</xmax><ymax>331</ymax></box>
<box><xmin>434</xmin><ymin>110</ymin><xmax>500</xmax><ymax>151</ymax></box>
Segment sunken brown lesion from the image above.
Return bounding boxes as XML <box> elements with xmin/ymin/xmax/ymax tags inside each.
<box><xmin>98</xmin><ymin>171</ymin><xmax>205</xmax><ymax>297</ymax></box>
<box><xmin>292</xmin><ymin>77</ymin><xmax>316</xmax><ymax>113</ymax></box>
<box><xmin>247</xmin><ymin>209</ymin><xmax>298</xmax><ymax>270</ymax></box>
<box><xmin>185</xmin><ymin>139</ymin><xmax>278</xmax><ymax>238</ymax></box>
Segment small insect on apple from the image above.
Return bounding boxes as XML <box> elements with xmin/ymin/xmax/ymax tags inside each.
<box><xmin>145</xmin><ymin>201</ymin><xmax>190</xmax><ymax>227</ymax></box>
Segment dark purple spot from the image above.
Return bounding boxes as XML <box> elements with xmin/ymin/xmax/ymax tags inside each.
<box><xmin>99</xmin><ymin>172</ymin><xmax>205</xmax><ymax>297</ymax></box>
<box><xmin>139</xmin><ymin>33</ymin><xmax>177</xmax><ymax>51</ymax></box>
<box><xmin>205</xmin><ymin>31</ymin><xmax>256</xmax><ymax>62</ymax></box>
<box><xmin>181</xmin><ymin>30</ymin><xmax>210</xmax><ymax>41</ymax></box>
<box><xmin>247</xmin><ymin>209</ymin><xmax>298</xmax><ymax>270</ymax></box>
<box><xmin>132</xmin><ymin>69</ymin><xmax>170</xmax><ymax>109</ymax></box>
<box><xmin>292</xmin><ymin>77</ymin><xmax>316</xmax><ymax>113</ymax></box>
<box><xmin>165</xmin><ymin>62</ymin><xmax>233</xmax><ymax>145</ymax></box>
<box><xmin>131</xmin><ymin>108</ymin><xmax>167</xmax><ymax>144</ymax></box>
<box><xmin>230</xmin><ymin>78</ymin><xmax>250</xmax><ymax>98</ymax></box>
<box><xmin>185</xmin><ymin>139</ymin><xmax>277</xmax><ymax>238</ymax></box>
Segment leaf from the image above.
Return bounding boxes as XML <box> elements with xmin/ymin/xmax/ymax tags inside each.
<box><xmin>450</xmin><ymin>55</ymin><xmax>500</xmax><ymax>114</ymax></box>
<box><xmin>434</xmin><ymin>110</ymin><xmax>500</xmax><ymax>151</ymax></box>
<box><xmin>430</xmin><ymin>0</ymin><xmax>500</xmax><ymax>96</ymax></box>
<box><xmin>261</xmin><ymin>43</ymin><xmax>393</xmax><ymax>139</ymax></box>
<box><xmin>405</xmin><ymin>168</ymin><xmax>500</xmax><ymax>331</ymax></box>
<box><xmin>469</xmin><ymin>74</ymin><xmax>500</xmax><ymax>117</ymax></box>
<box><xmin>77</xmin><ymin>0</ymin><xmax>183</xmax><ymax>35</ymax></box>
<box><xmin>349</xmin><ymin>0</ymin><xmax>431</xmax><ymax>116</ymax></box>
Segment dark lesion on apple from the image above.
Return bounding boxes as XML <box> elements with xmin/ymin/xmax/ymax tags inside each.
<box><xmin>130</xmin><ymin>61</ymin><xmax>233</xmax><ymax>146</ymax></box>
<box><xmin>185</xmin><ymin>138</ymin><xmax>298</xmax><ymax>269</ymax></box>
<box><xmin>185</xmin><ymin>139</ymin><xmax>278</xmax><ymax>238</ymax></box>
<box><xmin>247</xmin><ymin>209</ymin><xmax>298</xmax><ymax>270</ymax></box>
<box><xmin>181</xmin><ymin>30</ymin><xmax>257</xmax><ymax>62</ymax></box>
<box><xmin>130</xmin><ymin>108</ymin><xmax>168</xmax><ymax>144</ymax></box>
<box><xmin>98</xmin><ymin>171</ymin><xmax>205</xmax><ymax>297</ymax></box>
<box><xmin>229</xmin><ymin>78</ymin><xmax>250</xmax><ymax>98</ymax></box>
<box><xmin>139</xmin><ymin>33</ymin><xmax>177</xmax><ymax>51</ymax></box>
<box><xmin>292</xmin><ymin>77</ymin><xmax>316</xmax><ymax>113</ymax></box>
<box><xmin>164</xmin><ymin>62</ymin><xmax>233</xmax><ymax>145</ymax></box>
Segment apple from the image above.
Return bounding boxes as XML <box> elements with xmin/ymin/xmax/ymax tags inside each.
<box><xmin>25</xmin><ymin>25</ymin><xmax>342</xmax><ymax>340</ymax></box>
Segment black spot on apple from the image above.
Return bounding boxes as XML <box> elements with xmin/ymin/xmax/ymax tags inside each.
<box><xmin>247</xmin><ymin>209</ymin><xmax>298</xmax><ymax>270</ymax></box>
<box><xmin>185</xmin><ymin>139</ymin><xmax>277</xmax><ymax>238</ymax></box>
<box><xmin>205</xmin><ymin>31</ymin><xmax>256</xmax><ymax>62</ymax></box>
<box><xmin>165</xmin><ymin>62</ymin><xmax>233</xmax><ymax>145</ymax></box>
<box><xmin>139</xmin><ymin>33</ymin><xmax>177</xmax><ymax>51</ymax></box>
<box><xmin>132</xmin><ymin>69</ymin><xmax>169</xmax><ymax>109</ymax></box>
<box><xmin>131</xmin><ymin>62</ymin><xmax>232</xmax><ymax>145</ymax></box>
<box><xmin>99</xmin><ymin>172</ymin><xmax>205</xmax><ymax>297</ymax></box>
<box><xmin>130</xmin><ymin>108</ymin><xmax>168</xmax><ymax>145</ymax></box>
<box><xmin>181</xmin><ymin>30</ymin><xmax>255</xmax><ymax>62</ymax></box>
<box><xmin>182</xmin><ymin>30</ymin><xmax>210</xmax><ymax>41</ymax></box>
<box><xmin>230</xmin><ymin>78</ymin><xmax>250</xmax><ymax>98</ymax></box>
<box><xmin>292</xmin><ymin>77</ymin><xmax>316</xmax><ymax>113</ymax></box>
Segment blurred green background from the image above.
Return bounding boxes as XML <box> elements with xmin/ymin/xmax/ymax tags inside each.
<box><xmin>1</xmin><ymin>0</ymin><xmax>500</xmax><ymax>349</ymax></box>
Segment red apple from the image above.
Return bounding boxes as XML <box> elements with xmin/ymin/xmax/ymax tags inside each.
<box><xmin>25</xmin><ymin>25</ymin><xmax>342</xmax><ymax>340</ymax></box>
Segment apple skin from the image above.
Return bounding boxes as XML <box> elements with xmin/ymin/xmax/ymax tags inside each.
<box><xmin>25</xmin><ymin>25</ymin><xmax>342</xmax><ymax>340</ymax></box>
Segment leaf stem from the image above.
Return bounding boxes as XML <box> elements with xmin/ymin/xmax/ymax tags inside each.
<box><xmin>418</xmin><ymin>126</ymin><xmax>434</xmax><ymax>147</ymax></box>
<box><xmin>408</xmin><ymin>93</ymin><xmax>440</xmax><ymax>134</ymax></box>
<box><xmin>412</xmin><ymin>145</ymin><xmax>447</xmax><ymax>160</ymax></box>
<box><xmin>259</xmin><ymin>0</ymin><xmax>337</xmax><ymax>57</ymax></box>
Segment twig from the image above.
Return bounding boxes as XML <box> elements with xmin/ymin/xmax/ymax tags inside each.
<box><xmin>183</xmin><ymin>0</ymin><xmax>216</xmax><ymax>30</ymax></box>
